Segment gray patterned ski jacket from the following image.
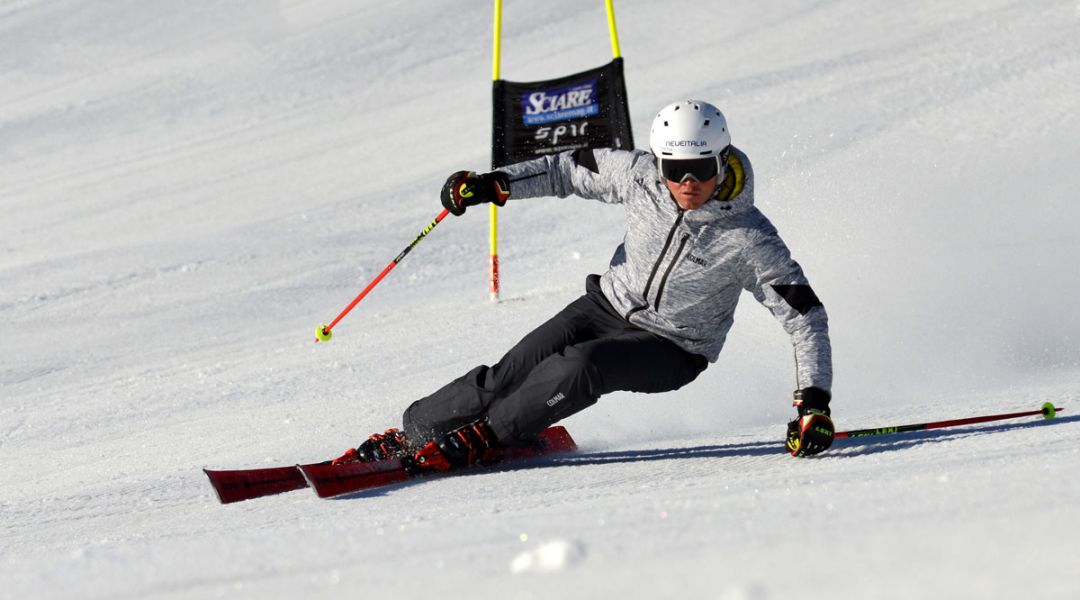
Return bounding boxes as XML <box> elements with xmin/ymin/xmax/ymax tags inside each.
<box><xmin>499</xmin><ymin>146</ymin><xmax>832</xmax><ymax>392</ymax></box>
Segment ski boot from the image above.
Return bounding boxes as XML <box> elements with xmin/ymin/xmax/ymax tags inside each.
<box><xmin>410</xmin><ymin>419</ymin><xmax>504</xmax><ymax>472</ymax></box>
<box><xmin>332</xmin><ymin>428</ymin><xmax>410</xmax><ymax>466</ymax></box>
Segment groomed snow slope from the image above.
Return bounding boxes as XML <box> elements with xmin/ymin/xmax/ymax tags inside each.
<box><xmin>2</xmin><ymin>1</ymin><xmax>1079</xmax><ymax>598</ymax></box>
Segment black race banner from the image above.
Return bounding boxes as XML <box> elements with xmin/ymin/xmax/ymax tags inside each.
<box><xmin>492</xmin><ymin>57</ymin><xmax>634</xmax><ymax>168</ymax></box>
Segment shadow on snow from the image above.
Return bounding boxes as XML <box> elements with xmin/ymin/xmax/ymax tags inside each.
<box><xmin>551</xmin><ymin>413</ymin><xmax>1077</xmax><ymax>465</ymax></box>
<box><xmin>332</xmin><ymin>414</ymin><xmax>1078</xmax><ymax>499</ymax></box>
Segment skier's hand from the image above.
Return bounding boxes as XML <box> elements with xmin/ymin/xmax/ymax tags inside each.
<box><xmin>786</xmin><ymin>387</ymin><xmax>834</xmax><ymax>457</ymax></box>
<box><xmin>786</xmin><ymin>410</ymin><xmax>834</xmax><ymax>456</ymax></box>
<box><xmin>440</xmin><ymin>170</ymin><xmax>510</xmax><ymax>216</ymax></box>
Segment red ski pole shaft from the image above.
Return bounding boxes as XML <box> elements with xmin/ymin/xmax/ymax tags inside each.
<box><xmin>316</xmin><ymin>208</ymin><xmax>451</xmax><ymax>342</ymax></box>
<box><xmin>835</xmin><ymin>403</ymin><xmax>1063</xmax><ymax>439</ymax></box>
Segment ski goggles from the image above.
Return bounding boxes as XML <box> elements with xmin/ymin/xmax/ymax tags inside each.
<box><xmin>657</xmin><ymin>147</ymin><xmax>730</xmax><ymax>183</ymax></box>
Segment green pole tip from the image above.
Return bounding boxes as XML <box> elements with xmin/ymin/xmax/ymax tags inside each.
<box><xmin>315</xmin><ymin>325</ymin><xmax>333</xmax><ymax>343</ymax></box>
<box><xmin>1041</xmin><ymin>401</ymin><xmax>1056</xmax><ymax>420</ymax></box>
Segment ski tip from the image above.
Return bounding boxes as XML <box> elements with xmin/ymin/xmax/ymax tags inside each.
<box><xmin>203</xmin><ymin>468</ymin><xmax>229</xmax><ymax>504</ymax></box>
<box><xmin>296</xmin><ymin>464</ymin><xmax>319</xmax><ymax>493</ymax></box>
<box><xmin>296</xmin><ymin>464</ymin><xmax>337</xmax><ymax>498</ymax></box>
<box><xmin>298</xmin><ymin>460</ymin><xmax>413</xmax><ymax>499</ymax></box>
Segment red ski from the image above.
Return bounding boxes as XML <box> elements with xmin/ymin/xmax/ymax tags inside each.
<box><xmin>299</xmin><ymin>426</ymin><xmax>577</xmax><ymax>499</ymax></box>
<box><xmin>204</xmin><ymin>463</ymin><xmax>318</xmax><ymax>504</ymax></box>
<box><xmin>204</xmin><ymin>426</ymin><xmax>576</xmax><ymax>504</ymax></box>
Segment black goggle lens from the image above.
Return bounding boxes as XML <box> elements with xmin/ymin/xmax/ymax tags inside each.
<box><xmin>658</xmin><ymin>148</ymin><xmax>729</xmax><ymax>183</ymax></box>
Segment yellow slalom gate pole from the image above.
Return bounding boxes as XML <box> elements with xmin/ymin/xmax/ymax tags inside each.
<box><xmin>492</xmin><ymin>0</ymin><xmax>503</xmax><ymax>81</ymax></box>
<box><xmin>489</xmin><ymin>0</ymin><xmax>503</xmax><ymax>302</ymax></box>
<box><xmin>605</xmin><ymin>0</ymin><xmax>622</xmax><ymax>58</ymax></box>
<box><xmin>488</xmin><ymin>0</ymin><xmax>622</xmax><ymax>302</ymax></box>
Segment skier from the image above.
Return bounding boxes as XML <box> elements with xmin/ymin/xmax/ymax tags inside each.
<box><xmin>334</xmin><ymin>100</ymin><xmax>834</xmax><ymax>470</ymax></box>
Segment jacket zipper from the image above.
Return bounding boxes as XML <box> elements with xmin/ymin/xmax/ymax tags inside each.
<box><xmin>652</xmin><ymin>234</ymin><xmax>690</xmax><ymax>311</ymax></box>
<box><xmin>624</xmin><ymin>211</ymin><xmax>685</xmax><ymax>320</ymax></box>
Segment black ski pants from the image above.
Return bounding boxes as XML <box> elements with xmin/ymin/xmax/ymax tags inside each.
<box><xmin>402</xmin><ymin>275</ymin><xmax>708</xmax><ymax>446</ymax></box>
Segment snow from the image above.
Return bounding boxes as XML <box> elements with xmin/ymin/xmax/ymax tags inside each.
<box><xmin>3</xmin><ymin>0</ymin><xmax>1080</xmax><ymax>598</ymax></box>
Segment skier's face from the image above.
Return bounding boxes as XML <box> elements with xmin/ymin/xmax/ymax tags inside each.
<box><xmin>666</xmin><ymin>176</ymin><xmax>718</xmax><ymax>211</ymax></box>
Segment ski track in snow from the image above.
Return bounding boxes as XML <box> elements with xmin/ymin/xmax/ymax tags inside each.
<box><xmin>2</xmin><ymin>1</ymin><xmax>1080</xmax><ymax>598</ymax></box>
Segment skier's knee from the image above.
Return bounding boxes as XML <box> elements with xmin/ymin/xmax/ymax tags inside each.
<box><xmin>560</xmin><ymin>346</ymin><xmax>604</xmax><ymax>394</ymax></box>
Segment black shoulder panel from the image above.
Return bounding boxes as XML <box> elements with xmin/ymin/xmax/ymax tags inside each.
<box><xmin>771</xmin><ymin>284</ymin><xmax>823</xmax><ymax>315</ymax></box>
<box><xmin>572</xmin><ymin>148</ymin><xmax>600</xmax><ymax>174</ymax></box>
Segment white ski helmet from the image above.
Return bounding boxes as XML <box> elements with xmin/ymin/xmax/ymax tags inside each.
<box><xmin>650</xmin><ymin>100</ymin><xmax>731</xmax><ymax>182</ymax></box>
<box><xmin>650</xmin><ymin>100</ymin><xmax>730</xmax><ymax>159</ymax></box>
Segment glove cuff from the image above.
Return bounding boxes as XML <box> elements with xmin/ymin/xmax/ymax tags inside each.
<box><xmin>793</xmin><ymin>386</ymin><xmax>831</xmax><ymax>416</ymax></box>
<box><xmin>485</xmin><ymin>171</ymin><xmax>511</xmax><ymax>206</ymax></box>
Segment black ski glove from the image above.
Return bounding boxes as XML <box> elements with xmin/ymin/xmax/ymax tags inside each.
<box><xmin>440</xmin><ymin>170</ymin><xmax>510</xmax><ymax>216</ymax></box>
<box><xmin>786</xmin><ymin>386</ymin><xmax>835</xmax><ymax>457</ymax></box>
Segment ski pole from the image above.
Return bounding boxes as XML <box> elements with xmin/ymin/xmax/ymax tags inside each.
<box><xmin>315</xmin><ymin>208</ymin><xmax>451</xmax><ymax>342</ymax></box>
<box><xmin>835</xmin><ymin>402</ymin><xmax>1062</xmax><ymax>439</ymax></box>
